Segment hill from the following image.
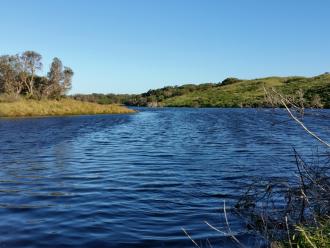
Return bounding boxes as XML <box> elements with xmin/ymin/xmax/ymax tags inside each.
<box><xmin>72</xmin><ymin>73</ymin><xmax>330</xmax><ymax>108</ymax></box>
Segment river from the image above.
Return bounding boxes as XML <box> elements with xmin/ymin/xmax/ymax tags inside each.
<box><xmin>0</xmin><ymin>108</ymin><xmax>329</xmax><ymax>247</ymax></box>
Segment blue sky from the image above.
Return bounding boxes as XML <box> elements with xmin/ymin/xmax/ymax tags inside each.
<box><xmin>1</xmin><ymin>0</ymin><xmax>329</xmax><ymax>94</ymax></box>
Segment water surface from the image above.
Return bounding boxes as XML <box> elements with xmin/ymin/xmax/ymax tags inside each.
<box><xmin>0</xmin><ymin>108</ymin><xmax>329</xmax><ymax>247</ymax></box>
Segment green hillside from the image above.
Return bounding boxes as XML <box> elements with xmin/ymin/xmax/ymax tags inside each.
<box><xmin>163</xmin><ymin>74</ymin><xmax>330</xmax><ymax>108</ymax></box>
<box><xmin>72</xmin><ymin>73</ymin><xmax>330</xmax><ymax>108</ymax></box>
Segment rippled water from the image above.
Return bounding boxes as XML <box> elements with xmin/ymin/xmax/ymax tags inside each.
<box><xmin>0</xmin><ymin>108</ymin><xmax>329</xmax><ymax>247</ymax></box>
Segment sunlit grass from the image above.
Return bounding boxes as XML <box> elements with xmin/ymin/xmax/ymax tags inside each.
<box><xmin>0</xmin><ymin>98</ymin><xmax>135</xmax><ymax>117</ymax></box>
<box><xmin>293</xmin><ymin>220</ymin><xmax>330</xmax><ymax>248</ymax></box>
<box><xmin>163</xmin><ymin>74</ymin><xmax>330</xmax><ymax>107</ymax></box>
<box><xmin>272</xmin><ymin>219</ymin><xmax>330</xmax><ymax>248</ymax></box>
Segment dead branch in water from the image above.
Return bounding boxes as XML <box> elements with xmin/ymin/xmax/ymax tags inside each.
<box><xmin>264</xmin><ymin>86</ymin><xmax>330</xmax><ymax>148</ymax></box>
<box><xmin>235</xmin><ymin>149</ymin><xmax>330</xmax><ymax>245</ymax></box>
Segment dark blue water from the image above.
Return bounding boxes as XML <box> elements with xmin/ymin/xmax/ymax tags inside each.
<box><xmin>0</xmin><ymin>108</ymin><xmax>329</xmax><ymax>247</ymax></box>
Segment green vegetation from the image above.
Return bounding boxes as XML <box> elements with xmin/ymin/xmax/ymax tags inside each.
<box><xmin>0</xmin><ymin>99</ymin><xmax>134</xmax><ymax>117</ymax></box>
<box><xmin>271</xmin><ymin>219</ymin><xmax>330</xmax><ymax>248</ymax></box>
<box><xmin>0</xmin><ymin>51</ymin><xmax>134</xmax><ymax>117</ymax></box>
<box><xmin>73</xmin><ymin>73</ymin><xmax>330</xmax><ymax>108</ymax></box>
<box><xmin>0</xmin><ymin>51</ymin><xmax>73</xmax><ymax>99</ymax></box>
<box><xmin>292</xmin><ymin>220</ymin><xmax>330</xmax><ymax>248</ymax></box>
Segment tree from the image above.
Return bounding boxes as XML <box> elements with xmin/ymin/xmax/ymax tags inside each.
<box><xmin>311</xmin><ymin>94</ymin><xmax>323</xmax><ymax>108</ymax></box>
<box><xmin>0</xmin><ymin>51</ymin><xmax>73</xmax><ymax>100</ymax></box>
<box><xmin>0</xmin><ymin>55</ymin><xmax>24</xmax><ymax>96</ymax></box>
<box><xmin>34</xmin><ymin>76</ymin><xmax>52</xmax><ymax>99</ymax></box>
<box><xmin>46</xmin><ymin>58</ymin><xmax>73</xmax><ymax>98</ymax></box>
<box><xmin>48</xmin><ymin>57</ymin><xmax>63</xmax><ymax>83</ymax></box>
<box><xmin>20</xmin><ymin>51</ymin><xmax>42</xmax><ymax>97</ymax></box>
<box><xmin>46</xmin><ymin>57</ymin><xmax>63</xmax><ymax>98</ymax></box>
<box><xmin>0</xmin><ymin>55</ymin><xmax>15</xmax><ymax>93</ymax></box>
<box><xmin>62</xmin><ymin>66</ymin><xmax>73</xmax><ymax>95</ymax></box>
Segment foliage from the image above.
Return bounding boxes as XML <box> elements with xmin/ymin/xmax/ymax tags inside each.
<box><xmin>221</xmin><ymin>77</ymin><xmax>242</xmax><ymax>85</ymax></box>
<box><xmin>0</xmin><ymin>51</ymin><xmax>73</xmax><ymax>100</ymax></box>
<box><xmin>73</xmin><ymin>74</ymin><xmax>330</xmax><ymax>108</ymax></box>
<box><xmin>293</xmin><ymin>220</ymin><xmax>330</xmax><ymax>248</ymax></box>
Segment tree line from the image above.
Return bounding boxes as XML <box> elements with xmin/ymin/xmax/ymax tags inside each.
<box><xmin>0</xmin><ymin>51</ymin><xmax>73</xmax><ymax>99</ymax></box>
<box><xmin>72</xmin><ymin>83</ymin><xmax>219</xmax><ymax>106</ymax></box>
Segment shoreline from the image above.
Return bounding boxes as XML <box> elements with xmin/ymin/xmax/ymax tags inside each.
<box><xmin>0</xmin><ymin>99</ymin><xmax>135</xmax><ymax>118</ymax></box>
<box><xmin>126</xmin><ymin>105</ymin><xmax>330</xmax><ymax>109</ymax></box>
<box><xmin>0</xmin><ymin>112</ymin><xmax>136</xmax><ymax>119</ymax></box>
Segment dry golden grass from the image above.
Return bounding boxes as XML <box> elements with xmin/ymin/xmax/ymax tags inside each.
<box><xmin>0</xmin><ymin>99</ymin><xmax>135</xmax><ymax>117</ymax></box>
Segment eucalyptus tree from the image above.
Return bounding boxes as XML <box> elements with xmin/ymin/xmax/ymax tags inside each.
<box><xmin>0</xmin><ymin>55</ymin><xmax>24</xmax><ymax>96</ymax></box>
<box><xmin>62</xmin><ymin>67</ymin><xmax>73</xmax><ymax>95</ymax></box>
<box><xmin>47</xmin><ymin>58</ymin><xmax>74</xmax><ymax>98</ymax></box>
<box><xmin>46</xmin><ymin>57</ymin><xmax>63</xmax><ymax>98</ymax></box>
<box><xmin>20</xmin><ymin>51</ymin><xmax>42</xmax><ymax>97</ymax></box>
<box><xmin>0</xmin><ymin>55</ymin><xmax>14</xmax><ymax>93</ymax></box>
<box><xmin>1</xmin><ymin>51</ymin><xmax>73</xmax><ymax>99</ymax></box>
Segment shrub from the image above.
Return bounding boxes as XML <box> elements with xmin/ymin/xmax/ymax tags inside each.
<box><xmin>221</xmin><ymin>77</ymin><xmax>241</xmax><ymax>85</ymax></box>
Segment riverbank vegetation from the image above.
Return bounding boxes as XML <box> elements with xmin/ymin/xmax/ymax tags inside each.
<box><xmin>235</xmin><ymin>149</ymin><xmax>330</xmax><ymax>247</ymax></box>
<box><xmin>73</xmin><ymin>73</ymin><xmax>330</xmax><ymax>108</ymax></box>
<box><xmin>0</xmin><ymin>98</ymin><xmax>134</xmax><ymax>117</ymax></box>
<box><xmin>182</xmin><ymin>88</ymin><xmax>329</xmax><ymax>247</ymax></box>
<box><xmin>234</xmin><ymin>91</ymin><xmax>330</xmax><ymax>247</ymax></box>
<box><xmin>0</xmin><ymin>51</ymin><xmax>134</xmax><ymax>117</ymax></box>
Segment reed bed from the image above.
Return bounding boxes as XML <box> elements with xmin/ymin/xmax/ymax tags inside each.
<box><xmin>0</xmin><ymin>99</ymin><xmax>135</xmax><ymax>117</ymax></box>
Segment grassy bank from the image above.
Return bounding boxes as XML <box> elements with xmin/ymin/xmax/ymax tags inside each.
<box><xmin>291</xmin><ymin>219</ymin><xmax>330</xmax><ymax>248</ymax></box>
<box><xmin>72</xmin><ymin>73</ymin><xmax>330</xmax><ymax>108</ymax></box>
<box><xmin>0</xmin><ymin>99</ymin><xmax>135</xmax><ymax>117</ymax></box>
<box><xmin>271</xmin><ymin>219</ymin><xmax>330</xmax><ymax>247</ymax></box>
<box><xmin>163</xmin><ymin>73</ymin><xmax>330</xmax><ymax>108</ymax></box>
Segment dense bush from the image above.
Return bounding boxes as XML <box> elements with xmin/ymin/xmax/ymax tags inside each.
<box><xmin>221</xmin><ymin>77</ymin><xmax>241</xmax><ymax>85</ymax></box>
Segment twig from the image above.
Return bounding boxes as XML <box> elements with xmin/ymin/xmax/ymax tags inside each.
<box><xmin>206</xmin><ymin>238</ymin><xmax>213</xmax><ymax>248</ymax></box>
<box><xmin>181</xmin><ymin>228</ymin><xmax>201</xmax><ymax>248</ymax></box>
<box><xmin>205</xmin><ymin>221</ymin><xmax>245</xmax><ymax>248</ymax></box>
<box><xmin>263</xmin><ymin>86</ymin><xmax>330</xmax><ymax>148</ymax></box>
<box><xmin>205</xmin><ymin>201</ymin><xmax>246</xmax><ymax>248</ymax></box>
<box><xmin>294</xmin><ymin>150</ymin><xmax>307</xmax><ymax>223</ymax></box>
<box><xmin>281</xmin><ymin>99</ymin><xmax>330</xmax><ymax>148</ymax></box>
<box><xmin>285</xmin><ymin>216</ymin><xmax>293</xmax><ymax>248</ymax></box>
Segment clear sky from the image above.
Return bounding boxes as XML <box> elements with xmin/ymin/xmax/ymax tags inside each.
<box><xmin>1</xmin><ymin>0</ymin><xmax>329</xmax><ymax>94</ymax></box>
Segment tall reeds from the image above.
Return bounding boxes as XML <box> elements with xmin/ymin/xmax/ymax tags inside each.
<box><xmin>0</xmin><ymin>98</ymin><xmax>135</xmax><ymax>117</ymax></box>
